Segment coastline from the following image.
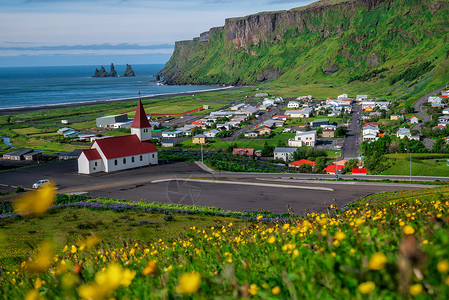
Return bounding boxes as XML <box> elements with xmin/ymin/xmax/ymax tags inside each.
<box><xmin>0</xmin><ymin>85</ymin><xmax>249</xmax><ymax>116</ymax></box>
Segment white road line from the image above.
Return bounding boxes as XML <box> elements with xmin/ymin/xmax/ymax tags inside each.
<box><xmin>151</xmin><ymin>178</ymin><xmax>334</xmax><ymax>191</ymax></box>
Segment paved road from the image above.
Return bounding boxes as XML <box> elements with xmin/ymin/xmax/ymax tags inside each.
<box><xmin>0</xmin><ymin>160</ymin><xmax>441</xmax><ymax>214</ymax></box>
<box><xmin>412</xmin><ymin>86</ymin><xmax>446</xmax><ymax>149</ymax></box>
<box><xmin>341</xmin><ymin>101</ymin><xmax>361</xmax><ymax>159</ymax></box>
<box><xmin>223</xmin><ymin>102</ymin><xmax>287</xmax><ymax>141</ymax></box>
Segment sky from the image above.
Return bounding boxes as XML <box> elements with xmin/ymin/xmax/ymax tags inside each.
<box><xmin>0</xmin><ymin>0</ymin><xmax>315</xmax><ymax>67</ymax></box>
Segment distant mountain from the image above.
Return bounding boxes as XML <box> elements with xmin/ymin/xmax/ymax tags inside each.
<box><xmin>159</xmin><ymin>0</ymin><xmax>449</xmax><ymax>96</ymax></box>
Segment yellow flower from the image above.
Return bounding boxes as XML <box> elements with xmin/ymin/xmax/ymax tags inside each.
<box><xmin>248</xmin><ymin>284</ymin><xmax>258</xmax><ymax>295</ymax></box>
<box><xmin>142</xmin><ymin>260</ymin><xmax>158</xmax><ymax>275</ymax></box>
<box><xmin>282</xmin><ymin>223</ymin><xmax>290</xmax><ymax>230</ymax></box>
<box><xmin>437</xmin><ymin>261</ymin><xmax>449</xmax><ymax>273</ymax></box>
<box><xmin>334</xmin><ymin>231</ymin><xmax>345</xmax><ymax>241</ymax></box>
<box><xmin>34</xmin><ymin>278</ymin><xmax>43</xmax><ymax>289</ymax></box>
<box><xmin>79</xmin><ymin>263</ymin><xmax>136</xmax><ymax>300</ymax></box>
<box><xmin>267</xmin><ymin>236</ymin><xmax>276</xmax><ymax>244</ymax></box>
<box><xmin>70</xmin><ymin>245</ymin><xmax>77</xmax><ymax>254</ymax></box>
<box><xmin>403</xmin><ymin>225</ymin><xmax>415</xmax><ymax>235</ymax></box>
<box><xmin>24</xmin><ymin>241</ymin><xmax>55</xmax><ymax>274</ymax></box>
<box><xmin>176</xmin><ymin>271</ymin><xmax>201</xmax><ymax>295</ymax></box>
<box><xmin>13</xmin><ymin>181</ymin><xmax>56</xmax><ymax>216</ymax></box>
<box><xmin>358</xmin><ymin>281</ymin><xmax>375</xmax><ymax>294</ymax></box>
<box><xmin>227</xmin><ymin>257</ymin><xmax>233</xmax><ymax>263</ymax></box>
<box><xmin>409</xmin><ymin>284</ymin><xmax>422</xmax><ymax>296</ymax></box>
<box><xmin>320</xmin><ymin>230</ymin><xmax>327</xmax><ymax>237</ymax></box>
<box><xmin>84</xmin><ymin>236</ymin><xmax>100</xmax><ymax>248</ymax></box>
<box><xmin>256</xmin><ymin>215</ymin><xmax>263</xmax><ymax>220</ymax></box>
<box><xmin>272</xmin><ymin>286</ymin><xmax>281</xmax><ymax>295</ymax></box>
<box><xmin>368</xmin><ymin>253</ymin><xmax>387</xmax><ymax>270</ymax></box>
<box><xmin>25</xmin><ymin>289</ymin><xmax>44</xmax><ymax>300</ymax></box>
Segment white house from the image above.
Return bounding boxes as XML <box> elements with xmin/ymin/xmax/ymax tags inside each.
<box><xmin>231</xmin><ymin>103</ymin><xmax>246</xmax><ymax>111</ymax></box>
<box><xmin>274</xmin><ymin>147</ymin><xmax>297</xmax><ymax>162</ymax></box>
<box><xmin>204</xmin><ymin>129</ymin><xmax>220</xmax><ymax>138</ymax></box>
<box><xmin>410</xmin><ymin>115</ymin><xmax>419</xmax><ymax>124</ymax></box>
<box><xmin>396</xmin><ymin>127</ymin><xmax>412</xmax><ymax>139</ymax></box>
<box><xmin>442</xmin><ymin>108</ymin><xmax>449</xmax><ymax>115</ymax></box>
<box><xmin>288</xmin><ymin>130</ymin><xmax>316</xmax><ymax>147</ymax></box>
<box><xmin>263</xmin><ymin>99</ymin><xmax>275</xmax><ymax>106</ymax></box>
<box><xmin>356</xmin><ymin>95</ymin><xmax>368</xmax><ymax>101</ymax></box>
<box><xmin>287</xmin><ymin>101</ymin><xmax>300</xmax><ymax>109</ymax></box>
<box><xmin>428</xmin><ymin>96</ymin><xmax>443</xmax><ymax>104</ymax></box>
<box><xmin>78</xmin><ymin>100</ymin><xmax>158</xmax><ymax>174</ymax></box>
<box><xmin>286</xmin><ymin>108</ymin><xmax>312</xmax><ymax>118</ymax></box>
<box><xmin>162</xmin><ymin>131</ymin><xmax>183</xmax><ymax>138</ymax></box>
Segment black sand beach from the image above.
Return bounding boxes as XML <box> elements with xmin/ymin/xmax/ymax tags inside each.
<box><xmin>0</xmin><ymin>85</ymin><xmax>249</xmax><ymax>116</ymax></box>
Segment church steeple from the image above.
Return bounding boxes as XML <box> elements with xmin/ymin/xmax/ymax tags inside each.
<box><xmin>131</xmin><ymin>99</ymin><xmax>152</xmax><ymax>141</ymax></box>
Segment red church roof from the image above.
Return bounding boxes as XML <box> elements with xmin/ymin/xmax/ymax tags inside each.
<box><xmin>131</xmin><ymin>99</ymin><xmax>151</xmax><ymax>129</ymax></box>
<box><xmin>94</xmin><ymin>135</ymin><xmax>157</xmax><ymax>159</ymax></box>
<box><xmin>289</xmin><ymin>159</ymin><xmax>316</xmax><ymax>167</ymax></box>
<box><xmin>81</xmin><ymin>149</ymin><xmax>101</xmax><ymax>161</ymax></box>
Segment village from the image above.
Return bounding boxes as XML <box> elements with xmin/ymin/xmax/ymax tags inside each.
<box><xmin>2</xmin><ymin>88</ymin><xmax>449</xmax><ymax>178</ymax></box>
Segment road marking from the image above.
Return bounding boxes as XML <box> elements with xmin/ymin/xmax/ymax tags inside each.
<box><xmin>151</xmin><ymin>178</ymin><xmax>334</xmax><ymax>191</ymax></box>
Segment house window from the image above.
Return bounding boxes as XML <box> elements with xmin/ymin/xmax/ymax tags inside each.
<box><xmin>132</xmin><ymin>157</ymin><xmax>135</xmax><ymax>163</ymax></box>
<box><xmin>152</xmin><ymin>154</ymin><xmax>155</xmax><ymax>158</ymax></box>
<box><xmin>95</xmin><ymin>162</ymin><xmax>97</xmax><ymax>166</ymax></box>
<box><xmin>140</xmin><ymin>155</ymin><xmax>143</xmax><ymax>161</ymax></box>
<box><xmin>123</xmin><ymin>158</ymin><xmax>126</xmax><ymax>164</ymax></box>
<box><xmin>114</xmin><ymin>159</ymin><xmax>117</xmax><ymax>166</ymax></box>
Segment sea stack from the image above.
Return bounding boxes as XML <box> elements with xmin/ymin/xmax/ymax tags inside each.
<box><xmin>109</xmin><ymin>63</ymin><xmax>118</xmax><ymax>77</ymax></box>
<box><xmin>92</xmin><ymin>63</ymin><xmax>118</xmax><ymax>77</ymax></box>
<box><xmin>123</xmin><ymin>64</ymin><xmax>135</xmax><ymax>77</ymax></box>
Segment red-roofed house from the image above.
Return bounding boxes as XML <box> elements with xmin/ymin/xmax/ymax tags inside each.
<box><xmin>324</xmin><ymin>164</ymin><xmax>344</xmax><ymax>174</ymax></box>
<box><xmin>410</xmin><ymin>115</ymin><xmax>419</xmax><ymax>124</ymax></box>
<box><xmin>78</xmin><ymin>100</ymin><xmax>158</xmax><ymax>174</ymax></box>
<box><xmin>288</xmin><ymin>159</ymin><xmax>316</xmax><ymax>168</ymax></box>
<box><xmin>363</xmin><ymin>122</ymin><xmax>379</xmax><ymax>128</ymax></box>
<box><xmin>352</xmin><ymin>168</ymin><xmax>367</xmax><ymax>175</ymax></box>
<box><xmin>232</xmin><ymin>148</ymin><xmax>254</xmax><ymax>157</ymax></box>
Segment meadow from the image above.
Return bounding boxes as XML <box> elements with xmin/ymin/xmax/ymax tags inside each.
<box><xmin>1</xmin><ymin>183</ymin><xmax>448</xmax><ymax>299</ymax></box>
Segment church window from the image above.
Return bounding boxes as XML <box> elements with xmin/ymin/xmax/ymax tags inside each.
<box><xmin>152</xmin><ymin>154</ymin><xmax>155</xmax><ymax>158</ymax></box>
<box><xmin>140</xmin><ymin>155</ymin><xmax>143</xmax><ymax>161</ymax></box>
<box><xmin>114</xmin><ymin>159</ymin><xmax>117</xmax><ymax>165</ymax></box>
<box><xmin>123</xmin><ymin>158</ymin><xmax>126</xmax><ymax>164</ymax></box>
<box><xmin>95</xmin><ymin>162</ymin><xmax>97</xmax><ymax>166</ymax></box>
<box><xmin>132</xmin><ymin>157</ymin><xmax>135</xmax><ymax>163</ymax></box>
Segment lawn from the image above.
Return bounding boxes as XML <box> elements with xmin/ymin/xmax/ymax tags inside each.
<box><xmin>380</xmin><ymin>157</ymin><xmax>449</xmax><ymax>177</ymax></box>
<box><xmin>0</xmin><ymin>207</ymin><xmax>243</xmax><ymax>269</ymax></box>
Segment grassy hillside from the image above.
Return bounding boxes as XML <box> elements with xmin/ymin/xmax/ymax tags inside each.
<box><xmin>161</xmin><ymin>0</ymin><xmax>449</xmax><ymax>100</ymax></box>
<box><xmin>1</xmin><ymin>186</ymin><xmax>449</xmax><ymax>298</ymax></box>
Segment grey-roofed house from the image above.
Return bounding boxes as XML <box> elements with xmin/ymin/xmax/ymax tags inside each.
<box><xmin>24</xmin><ymin>151</ymin><xmax>42</xmax><ymax>161</ymax></box>
<box><xmin>96</xmin><ymin>114</ymin><xmax>129</xmax><ymax>128</ymax></box>
<box><xmin>3</xmin><ymin>149</ymin><xmax>34</xmax><ymax>160</ymax></box>
<box><xmin>274</xmin><ymin>147</ymin><xmax>298</xmax><ymax>162</ymax></box>
<box><xmin>161</xmin><ymin>140</ymin><xmax>178</xmax><ymax>147</ymax></box>
<box><xmin>58</xmin><ymin>149</ymin><xmax>83</xmax><ymax>160</ymax></box>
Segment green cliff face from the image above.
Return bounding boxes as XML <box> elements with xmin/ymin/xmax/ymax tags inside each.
<box><xmin>159</xmin><ymin>0</ymin><xmax>449</xmax><ymax>95</ymax></box>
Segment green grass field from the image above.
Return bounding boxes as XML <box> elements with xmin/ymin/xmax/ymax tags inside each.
<box><xmin>1</xmin><ymin>186</ymin><xmax>449</xmax><ymax>298</ymax></box>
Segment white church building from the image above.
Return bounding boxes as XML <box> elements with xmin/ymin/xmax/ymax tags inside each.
<box><xmin>78</xmin><ymin>100</ymin><xmax>158</xmax><ymax>174</ymax></box>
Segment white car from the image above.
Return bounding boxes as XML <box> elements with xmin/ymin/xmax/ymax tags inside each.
<box><xmin>32</xmin><ymin>179</ymin><xmax>50</xmax><ymax>189</ymax></box>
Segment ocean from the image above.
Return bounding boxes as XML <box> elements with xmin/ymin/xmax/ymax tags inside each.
<box><xmin>0</xmin><ymin>64</ymin><xmax>219</xmax><ymax>110</ymax></box>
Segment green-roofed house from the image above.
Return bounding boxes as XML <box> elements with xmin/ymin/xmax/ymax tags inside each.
<box><xmin>310</xmin><ymin>118</ymin><xmax>330</xmax><ymax>128</ymax></box>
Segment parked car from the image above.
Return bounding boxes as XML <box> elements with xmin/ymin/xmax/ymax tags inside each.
<box><xmin>32</xmin><ymin>179</ymin><xmax>50</xmax><ymax>189</ymax></box>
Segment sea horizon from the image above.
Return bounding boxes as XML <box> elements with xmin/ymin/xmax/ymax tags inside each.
<box><xmin>0</xmin><ymin>64</ymin><xmax>220</xmax><ymax>110</ymax></box>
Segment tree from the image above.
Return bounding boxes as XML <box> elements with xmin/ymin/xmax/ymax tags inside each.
<box><xmin>261</xmin><ymin>141</ymin><xmax>275</xmax><ymax>157</ymax></box>
<box><xmin>277</xmin><ymin>140</ymin><xmax>287</xmax><ymax>147</ymax></box>
<box><xmin>335</xmin><ymin>127</ymin><xmax>347</xmax><ymax>138</ymax></box>
<box><xmin>227</xmin><ymin>142</ymin><xmax>237</xmax><ymax>153</ymax></box>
